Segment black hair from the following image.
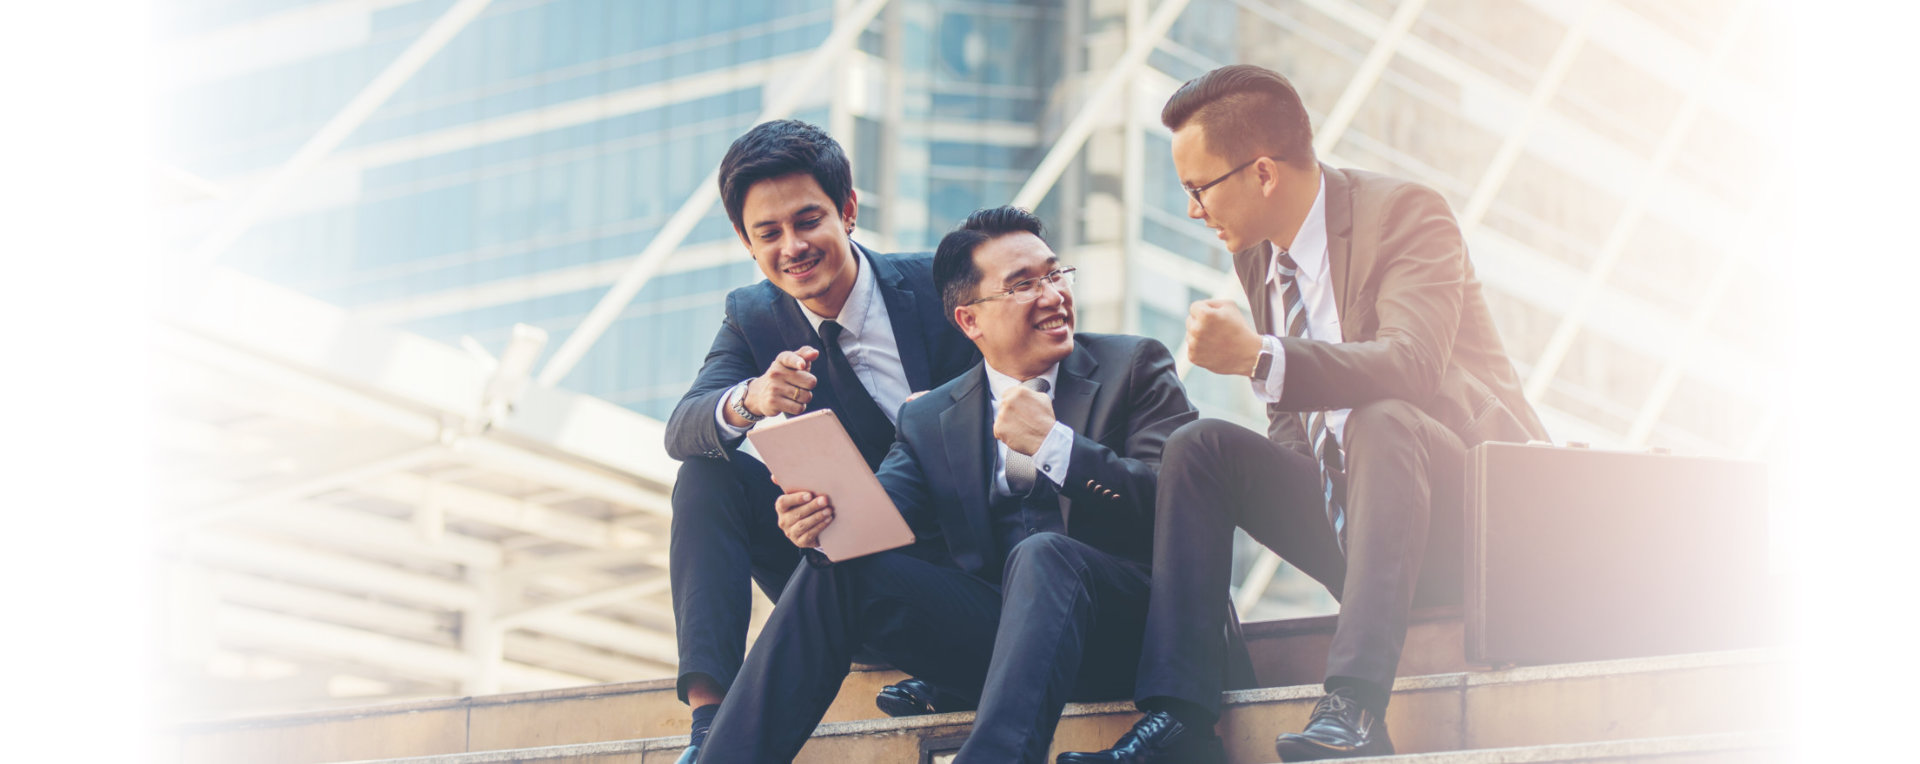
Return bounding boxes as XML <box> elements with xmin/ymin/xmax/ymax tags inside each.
<box><xmin>933</xmin><ymin>206</ymin><xmax>1047</xmax><ymax>330</ymax></box>
<box><xmin>1160</xmin><ymin>64</ymin><xmax>1316</xmax><ymax>171</ymax></box>
<box><xmin>717</xmin><ymin>119</ymin><xmax>854</xmax><ymax>235</ymax></box>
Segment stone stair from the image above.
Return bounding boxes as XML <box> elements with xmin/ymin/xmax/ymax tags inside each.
<box><xmin>157</xmin><ymin>610</ymin><xmax>1785</xmax><ymax>764</ymax></box>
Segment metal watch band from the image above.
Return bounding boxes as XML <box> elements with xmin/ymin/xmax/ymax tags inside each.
<box><xmin>729</xmin><ymin>378</ymin><xmax>766</xmax><ymax>422</ymax></box>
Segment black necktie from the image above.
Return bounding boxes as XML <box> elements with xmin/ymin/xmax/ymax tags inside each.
<box><xmin>818</xmin><ymin>320</ymin><xmax>896</xmax><ymax>470</ymax></box>
<box><xmin>1276</xmin><ymin>250</ymin><xmax>1349</xmax><ymax>546</ymax></box>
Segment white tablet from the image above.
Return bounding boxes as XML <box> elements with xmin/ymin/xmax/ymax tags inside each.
<box><xmin>745</xmin><ymin>409</ymin><xmax>915</xmax><ymax>562</ymax></box>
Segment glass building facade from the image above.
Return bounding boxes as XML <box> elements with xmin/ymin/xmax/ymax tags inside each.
<box><xmin>160</xmin><ymin>0</ymin><xmax>1786</xmax><ymax>624</ymax></box>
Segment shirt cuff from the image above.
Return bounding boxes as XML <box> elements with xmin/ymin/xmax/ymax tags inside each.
<box><xmin>714</xmin><ymin>379</ymin><xmax>753</xmax><ymax>439</ymax></box>
<box><xmin>1249</xmin><ymin>334</ymin><xmax>1287</xmax><ymax>403</ymax></box>
<box><xmin>1034</xmin><ymin>421</ymin><xmax>1075</xmax><ymax>487</ymax></box>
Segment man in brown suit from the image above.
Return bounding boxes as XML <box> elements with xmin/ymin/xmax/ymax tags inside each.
<box><xmin>1060</xmin><ymin>65</ymin><xmax>1547</xmax><ymax>763</ymax></box>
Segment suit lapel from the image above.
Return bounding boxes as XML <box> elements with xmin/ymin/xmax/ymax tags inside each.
<box><xmin>1321</xmin><ymin>162</ymin><xmax>1359</xmax><ymax>326</ymax></box>
<box><xmin>1233</xmin><ymin>241</ymin><xmax>1274</xmax><ymax>334</ymax></box>
<box><xmin>866</xmin><ymin>244</ymin><xmax>934</xmax><ymax>392</ymax></box>
<box><xmin>1051</xmin><ymin>344</ymin><xmax>1100</xmax><ymax>527</ymax></box>
<box><xmin>939</xmin><ymin>366</ymin><xmax>995</xmax><ymax>571</ymax></box>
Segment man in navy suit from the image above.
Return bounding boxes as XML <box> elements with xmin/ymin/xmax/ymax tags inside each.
<box><xmin>695</xmin><ymin>207</ymin><xmax>1202</xmax><ymax>764</ymax></box>
<box><xmin>662</xmin><ymin>120</ymin><xmax>979</xmax><ymax>763</ymax></box>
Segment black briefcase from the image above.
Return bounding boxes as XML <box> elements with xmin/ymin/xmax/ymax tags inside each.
<box><xmin>1464</xmin><ymin>442</ymin><xmax>1773</xmax><ymax>666</ymax></box>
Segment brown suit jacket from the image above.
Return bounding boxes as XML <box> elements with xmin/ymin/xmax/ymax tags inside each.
<box><xmin>1236</xmin><ymin>163</ymin><xmax>1548</xmax><ymax>451</ymax></box>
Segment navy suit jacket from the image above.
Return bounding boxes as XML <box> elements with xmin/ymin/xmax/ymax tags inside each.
<box><xmin>665</xmin><ymin>243</ymin><xmax>979</xmax><ymax>462</ymax></box>
<box><xmin>874</xmin><ymin>334</ymin><xmax>1199</xmax><ymax>579</ymax></box>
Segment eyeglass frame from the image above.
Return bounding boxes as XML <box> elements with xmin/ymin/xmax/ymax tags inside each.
<box><xmin>965</xmin><ymin>267</ymin><xmax>1078</xmax><ymax>306</ymax></box>
<box><xmin>1182</xmin><ymin>156</ymin><xmax>1269</xmax><ymax>214</ymax></box>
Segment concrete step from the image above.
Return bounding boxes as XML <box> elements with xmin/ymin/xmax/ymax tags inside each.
<box><xmin>279</xmin><ymin>649</ymin><xmax>1784</xmax><ymax>764</ymax></box>
<box><xmin>162</xmin><ymin>610</ymin><xmax>1470</xmax><ymax>764</ymax></box>
<box><xmin>1339</xmin><ymin>732</ymin><xmax>1785</xmax><ymax>763</ymax></box>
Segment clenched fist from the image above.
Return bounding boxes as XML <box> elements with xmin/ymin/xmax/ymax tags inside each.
<box><xmin>727</xmin><ymin>347</ymin><xmax>821</xmax><ymax>426</ymax></box>
<box><xmin>993</xmin><ymin>384</ymin><xmax>1056</xmax><ymax>456</ymax></box>
<box><xmin>1185</xmin><ymin>298</ymin><xmax>1262</xmax><ymax>377</ymax></box>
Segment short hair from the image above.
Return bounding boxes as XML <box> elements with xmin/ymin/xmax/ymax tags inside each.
<box><xmin>1160</xmin><ymin>64</ymin><xmax>1315</xmax><ymax>171</ymax></box>
<box><xmin>933</xmin><ymin>206</ymin><xmax>1047</xmax><ymax>330</ymax></box>
<box><xmin>717</xmin><ymin>119</ymin><xmax>854</xmax><ymax>235</ymax></box>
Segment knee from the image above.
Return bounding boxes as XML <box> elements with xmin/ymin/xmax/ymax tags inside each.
<box><xmin>1345</xmin><ymin>399</ymin><xmax>1422</xmax><ymax>443</ymax></box>
<box><xmin>1165</xmin><ymin>418</ymin><xmax>1245</xmax><ymax>462</ymax></box>
<box><xmin>1003</xmin><ymin>532</ymin><xmax>1084</xmax><ymax>582</ymax></box>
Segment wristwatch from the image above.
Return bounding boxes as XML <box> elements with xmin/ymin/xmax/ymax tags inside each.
<box><xmin>1251</xmin><ymin>348</ymin><xmax>1275</xmax><ymax>383</ymax></box>
<box><xmin>729</xmin><ymin>378</ymin><xmax>766</xmax><ymax>422</ymax></box>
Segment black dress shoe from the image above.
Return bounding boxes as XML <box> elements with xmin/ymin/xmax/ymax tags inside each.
<box><xmin>1273</xmin><ymin>688</ymin><xmax>1393</xmax><ymax>761</ymax></box>
<box><xmin>875</xmin><ymin>677</ymin><xmax>975</xmax><ymax>717</ymax></box>
<box><xmin>674</xmin><ymin>741</ymin><xmax>699</xmax><ymax>764</ymax></box>
<box><xmin>1056</xmin><ymin>710</ymin><xmax>1226</xmax><ymax>764</ymax></box>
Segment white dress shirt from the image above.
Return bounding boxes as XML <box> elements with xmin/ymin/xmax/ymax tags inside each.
<box><xmin>983</xmin><ymin>362</ymin><xmax>1074</xmax><ymax>500</ymax></box>
<box><xmin>717</xmin><ymin>250</ymin><xmax>910</xmax><ymax>436</ymax></box>
<box><xmin>1251</xmin><ymin>172</ymin><xmax>1350</xmax><ymax>447</ymax></box>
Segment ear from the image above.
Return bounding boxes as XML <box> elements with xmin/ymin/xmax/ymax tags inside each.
<box><xmin>736</xmin><ymin>225</ymin><xmax>753</xmax><ymax>251</ymax></box>
<box><xmin>1255</xmin><ymin>157</ymin><xmax>1283</xmax><ymax>198</ymax></box>
<box><xmin>954</xmin><ymin>305</ymin><xmax>985</xmax><ymax>341</ymax></box>
<box><xmin>842</xmin><ymin>188</ymin><xmax>859</xmax><ymax>231</ymax></box>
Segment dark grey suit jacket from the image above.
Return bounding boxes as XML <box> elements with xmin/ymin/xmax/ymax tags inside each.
<box><xmin>1237</xmin><ymin>163</ymin><xmax>1548</xmax><ymax>451</ymax></box>
<box><xmin>876</xmin><ymin>333</ymin><xmax>1199</xmax><ymax>578</ymax></box>
<box><xmin>664</xmin><ymin>243</ymin><xmax>979</xmax><ymax>462</ymax></box>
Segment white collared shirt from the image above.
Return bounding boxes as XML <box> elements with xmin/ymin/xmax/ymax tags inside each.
<box><xmin>1253</xmin><ymin>171</ymin><xmax>1350</xmax><ymax>447</ymax></box>
<box><xmin>717</xmin><ymin>249</ymin><xmax>909</xmax><ymax>436</ymax></box>
<box><xmin>983</xmin><ymin>361</ymin><xmax>1075</xmax><ymax>499</ymax></box>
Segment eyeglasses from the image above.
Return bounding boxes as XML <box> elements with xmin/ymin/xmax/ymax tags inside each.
<box><xmin>1182</xmin><ymin>157</ymin><xmax>1265</xmax><ymax>213</ymax></box>
<box><xmin>966</xmin><ymin>267</ymin><xmax>1078</xmax><ymax>306</ymax></box>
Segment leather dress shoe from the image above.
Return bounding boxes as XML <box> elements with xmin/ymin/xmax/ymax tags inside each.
<box><xmin>1273</xmin><ymin>688</ymin><xmax>1393</xmax><ymax>760</ymax></box>
<box><xmin>673</xmin><ymin>741</ymin><xmax>699</xmax><ymax>764</ymax></box>
<box><xmin>875</xmin><ymin>677</ymin><xmax>975</xmax><ymax>717</ymax></box>
<box><xmin>1056</xmin><ymin>710</ymin><xmax>1226</xmax><ymax>763</ymax></box>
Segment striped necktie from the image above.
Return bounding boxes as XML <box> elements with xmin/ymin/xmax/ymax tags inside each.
<box><xmin>1276</xmin><ymin>250</ymin><xmax>1349</xmax><ymax>547</ymax></box>
<box><xmin>1002</xmin><ymin>377</ymin><xmax>1052</xmax><ymax>495</ymax></box>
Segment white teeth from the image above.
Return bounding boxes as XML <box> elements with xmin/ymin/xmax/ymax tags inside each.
<box><xmin>1036</xmin><ymin>317</ymin><xmax>1067</xmax><ymax>330</ymax></box>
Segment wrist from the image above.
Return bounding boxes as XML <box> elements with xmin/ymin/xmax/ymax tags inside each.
<box><xmin>729</xmin><ymin>379</ymin><xmax>766</xmax><ymax>423</ymax></box>
<box><xmin>1249</xmin><ymin>337</ymin><xmax>1276</xmax><ymax>381</ymax></box>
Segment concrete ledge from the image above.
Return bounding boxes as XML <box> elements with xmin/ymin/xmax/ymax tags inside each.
<box><xmin>324</xmin><ymin>650</ymin><xmax>1786</xmax><ymax>764</ymax></box>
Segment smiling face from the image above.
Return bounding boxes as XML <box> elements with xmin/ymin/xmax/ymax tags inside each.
<box><xmin>738</xmin><ymin>172</ymin><xmax>860</xmax><ymax>317</ymax></box>
<box><xmin>953</xmin><ymin>231</ymin><xmax>1075</xmax><ymax>379</ymax></box>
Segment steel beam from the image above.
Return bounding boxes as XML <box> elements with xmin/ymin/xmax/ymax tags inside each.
<box><xmin>166</xmin><ymin>445</ymin><xmax>443</xmax><ymax>533</ymax></box>
<box><xmin>1458</xmin><ymin>0</ymin><xmax>1600</xmax><ymax>234</ymax></box>
<box><xmin>1010</xmin><ymin>0</ymin><xmax>1194</xmax><ymax>210</ymax></box>
<box><xmin>1523</xmin><ymin>2</ymin><xmax>1756</xmax><ymax>401</ymax></box>
<box><xmin>184</xmin><ymin>0</ymin><xmax>498</xmax><ymax>270</ymax></box>
<box><xmin>1311</xmin><ymin>0</ymin><xmax>1431</xmax><ymax>156</ymax></box>
<box><xmin>215</xmin><ymin>605</ymin><xmax>591</xmax><ymax>691</ymax></box>
<box><xmin>535</xmin><ymin>0</ymin><xmax>896</xmax><ymax>389</ymax></box>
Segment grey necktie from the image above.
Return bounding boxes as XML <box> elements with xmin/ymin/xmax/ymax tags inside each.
<box><xmin>1002</xmin><ymin>377</ymin><xmax>1052</xmax><ymax>495</ymax></box>
<box><xmin>1276</xmin><ymin>250</ymin><xmax>1348</xmax><ymax>545</ymax></box>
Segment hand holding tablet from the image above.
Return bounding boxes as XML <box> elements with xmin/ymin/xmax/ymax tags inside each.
<box><xmin>747</xmin><ymin>409</ymin><xmax>915</xmax><ymax>562</ymax></box>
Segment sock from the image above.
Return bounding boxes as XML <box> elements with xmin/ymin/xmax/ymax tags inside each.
<box><xmin>689</xmin><ymin>703</ymin><xmax>719</xmax><ymax>747</ymax></box>
<box><xmin>1324</xmin><ymin>676</ymin><xmax>1388</xmax><ymax>715</ymax></box>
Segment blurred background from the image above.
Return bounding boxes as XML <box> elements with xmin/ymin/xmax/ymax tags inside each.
<box><xmin>146</xmin><ymin>0</ymin><xmax>1792</xmax><ymax>720</ymax></box>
